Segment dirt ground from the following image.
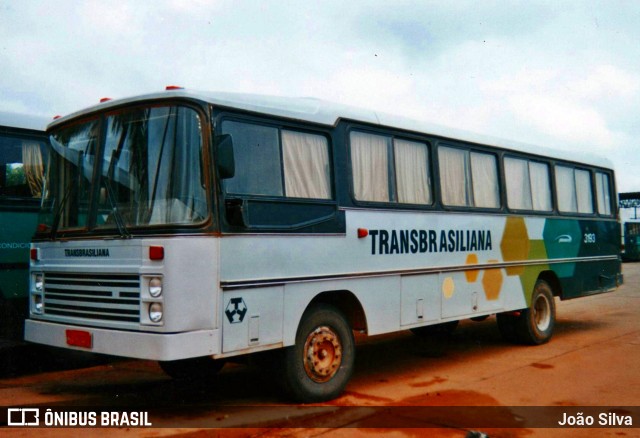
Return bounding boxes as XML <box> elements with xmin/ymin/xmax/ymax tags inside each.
<box><xmin>1</xmin><ymin>262</ymin><xmax>638</xmax><ymax>437</ymax></box>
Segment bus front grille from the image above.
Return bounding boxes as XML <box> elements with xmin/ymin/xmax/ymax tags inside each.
<box><xmin>43</xmin><ymin>273</ymin><xmax>140</xmax><ymax>323</ymax></box>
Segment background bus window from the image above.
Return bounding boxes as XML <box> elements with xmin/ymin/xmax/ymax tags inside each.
<box><xmin>504</xmin><ymin>157</ymin><xmax>552</xmax><ymax>211</ymax></box>
<box><xmin>0</xmin><ymin>135</ymin><xmax>45</xmax><ymax>199</ymax></box>
<box><xmin>556</xmin><ymin>165</ymin><xmax>594</xmax><ymax>214</ymax></box>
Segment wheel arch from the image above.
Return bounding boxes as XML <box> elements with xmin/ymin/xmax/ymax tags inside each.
<box><xmin>538</xmin><ymin>270</ymin><xmax>563</xmax><ymax>299</ymax></box>
<box><xmin>306</xmin><ymin>290</ymin><xmax>368</xmax><ymax>333</ymax></box>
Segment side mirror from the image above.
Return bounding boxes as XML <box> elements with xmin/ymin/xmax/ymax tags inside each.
<box><xmin>215</xmin><ymin>134</ymin><xmax>235</xmax><ymax>179</ymax></box>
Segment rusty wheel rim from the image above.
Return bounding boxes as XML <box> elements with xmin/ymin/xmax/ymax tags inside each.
<box><xmin>303</xmin><ymin>326</ymin><xmax>342</xmax><ymax>383</ymax></box>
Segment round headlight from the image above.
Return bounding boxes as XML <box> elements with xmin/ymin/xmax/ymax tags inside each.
<box><xmin>34</xmin><ymin>294</ymin><xmax>44</xmax><ymax>313</ymax></box>
<box><xmin>35</xmin><ymin>274</ymin><xmax>44</xmax><ymax>292</ymax></box>
<box><xmin>149</xmin><ymin>302</ymin><xmax>163</xmax><ymax>322</ymax></box>
<box><xmin>149</xmin><ymin>277</ymin><xmax>163</xmax><ymax>297</ymax></box>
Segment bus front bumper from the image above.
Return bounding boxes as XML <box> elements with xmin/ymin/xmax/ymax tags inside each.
<box><xmin>24</xmin><ymin>320</ymin><xmax>220</xmax><ymax>361</ymax></box>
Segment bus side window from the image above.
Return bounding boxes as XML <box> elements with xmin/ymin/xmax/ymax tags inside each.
<box><xmin>595</xmin><ymin>171</ymin><xmax>612</xmax><ymax>216</ymax></box>
<box><xmin>219</xmin><ymin>119</ymin><xmax>338</xmax><ymax>231</ymax></box>
<box><xmin>556</xmin><ymin>165</ymin><xmax>594</xmax><ymax>214</ymax></box>
<box><xmin>0</xmin><ymin>136</ymin><xmax>44</xmax><ymax>198</ymax></box>
<box><xmin>221</xmin><ymin>121</ymin><xmax>332</xmax><ymax>200</ymax></box>
<box><xmin>504</xmin><ymin>157</ymin><xmax>552</xmax><ymax>212</ymax></box>
<box><xmin>350</xmin><ymin>131</ymin><xmax>432</xmax><ymax>205</ymax></box>
<box><xmin>222</xmin><ymin>121</ymin><xmax>282</xmax><ymax>197</ymax></box>
<box><xmin>438</xmin><ymin>145</ymin><xmax>499</xmax><ymax>209</ymax></box>
<box><xmin>282</xmin><ymin>130</ymin><xmax>331</xmax><ymax>200</ymax></box>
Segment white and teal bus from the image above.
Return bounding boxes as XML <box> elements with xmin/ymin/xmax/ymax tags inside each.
<box><xmin>25</xmin><ymin>89</ymin><xmax>622</xmax><ymax>401</ymax></box>
<box><xmin>0</xmin><ymin>111</ymin><xmax>49</xmax><ymax>346</ymax></box>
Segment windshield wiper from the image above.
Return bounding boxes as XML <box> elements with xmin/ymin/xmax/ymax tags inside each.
<box><xmin>51</xmin><ymin>150</ymin><xmax>85</xmax><ymax>239</ymax></box>
<box><xmin>50</xmin><ymin>178</ymin><xmax>75</xmax><ymax>239</ymax></box>
<box><xmin>103</xmin><ymin>149</ymin><xmax>131</xmax><ymax>239</ymax></box>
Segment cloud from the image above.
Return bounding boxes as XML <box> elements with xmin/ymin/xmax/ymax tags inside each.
<box><xmin>570</xmin><ymin>65</ymin><xmax>640</xmax><ymax>100</ymax></box>
<box><xmin>2</xmin><ymin>1</ymin><xmax>640</xmax><ymax>191</ymax></box>
<box><xmin>508</xmin><ymin>93</ymin><xmax>613</xmax><ymax>148</ymax></box>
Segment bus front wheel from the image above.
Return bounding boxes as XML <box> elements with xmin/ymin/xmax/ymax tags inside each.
<box><xmin>281</xmin><ymin>303</ymin><xmax>355</xmax><ymax>402</ymax></box>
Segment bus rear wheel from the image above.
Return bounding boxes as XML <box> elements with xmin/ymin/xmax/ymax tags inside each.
<box><xmin>498</xmin><ymin>280</ymin><xmax>556</xmax><ymax>345</ymax></box>
<box><xmin>281</xmin><ymin>303</ymin><xmax>355</xmax><ymax>402</ymax></box>
<box><xmin>516</xmin><ymin>280</ymin><xmax>555</xmax><ymax>345</ymax></box>
<box><xmin>158</xmin><ymin>356</ymin><xmax>225</xmax><ymax>380</ymax></box>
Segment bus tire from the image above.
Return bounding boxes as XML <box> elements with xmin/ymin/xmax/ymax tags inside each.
<box><xmin>410</xmin><ymin>320</ymin><xmax>459</xmax><ymax>338</ymax></box>
<box><xmin>281</xmin><ymin>303</ymin><xmax>355</xmax><ymax>403</ymax></box>
<box><xmin>515</xmin><ymin>280</ymin><xmax>556</xmax><ymax>345</ymax></box>
<box><xmin>158</xmin><ymin>356</ymin><xmax>225</xmax><ymax>380</ymax></box>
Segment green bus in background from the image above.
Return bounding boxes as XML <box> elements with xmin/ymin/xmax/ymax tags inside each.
<box><xmin>0</xmin><ymin>111</ymin><xmax>49</xmax><ymax>347</ymax></box>
<box><xmin>622</xmin><ymin>222</ymin><xmax>640</xmax><ymax>261</ymax></box>
<box><xmin>619</xmin><ymin>193</ymin><xmax>640</xmax><ymax>262</ymax></box>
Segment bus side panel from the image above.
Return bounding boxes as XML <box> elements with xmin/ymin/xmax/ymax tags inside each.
<box><xmin>542</xmin><ymin>218</ymin><xmax>621</xmax><ymax>299</ymax></box>
<box><xmin>0</xmin><ymin>209</ymin><xmax>38</xmax><ymax>339</ymax></box>
<box><xmin>0</xmin><ymin>210</ymin><xmax>37</xmax><ymax>299</ymax></box>
<box><xmin>280</xmin><ymin>276</ymin><xmax>402</xmax><ymax>347</ymax></box>
<box><xmin>222</xmin><ymin>286</ymin><xmax>284</xmax><ymax>353</ymax></box>
<box><xmin>400</xmin><ymin>274</ymin><xmax>440</xmax><ymax>327</ymax></box>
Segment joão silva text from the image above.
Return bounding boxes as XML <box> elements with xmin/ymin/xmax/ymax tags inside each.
<box><xmin>558</xmin><ymin>412</ymin><xmax>632</xmax><ymax>427</ymax></box>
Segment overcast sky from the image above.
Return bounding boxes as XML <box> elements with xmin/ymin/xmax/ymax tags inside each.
<box><xmin>2</xmin><ymin>0</ymin><xmax>639</xmax><ymax>193</ymax></box>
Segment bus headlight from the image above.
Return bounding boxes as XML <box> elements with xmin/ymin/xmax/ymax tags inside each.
<box><xmin>33</xmin><ymin>293</ymin><xmax>44</xmax><ymax>314</ymax></box>
<box><xmin>35</xmin><ymin>273</ymin><xmax>44</xmax><ymax>292</ymax></box>
<box><xmin>149</xmin><ymin>277</ymin><xmax>163</xmax><ymax>297</ymax></box>
<box><xmin>149</xmin><ymin>303</ymin><xmax>163</xmax><ymax>322</ymax></box>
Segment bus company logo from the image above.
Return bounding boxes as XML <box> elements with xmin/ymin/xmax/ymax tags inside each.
<box><xmin>7</xmin><ymin>408</ymin><xmax>40</xmax><ymax>426</ymax></box>
<box><xmin>367</xmin><ymin>228</ymin><xmax>493</xmax><ymax>255</ymax></box>
<box><xmin>64</xmin><ymin>248</ymin><xmax>110</xmax><ymax>257</ymax></box>
<box><xmin>225</xmin><ymin>297</ymin><xmax>247</xmax><ymax>324</ymax></box>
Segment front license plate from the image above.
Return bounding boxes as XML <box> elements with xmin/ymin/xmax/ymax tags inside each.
<box><xmin>66</xmin><ymin>329</ymin><xmax>93</xmax><ymax>349</ymax></box>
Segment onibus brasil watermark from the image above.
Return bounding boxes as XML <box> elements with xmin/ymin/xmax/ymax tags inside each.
<box><xmin>7</xmin><ymin>408</ymin><xmax>151</xmax><ymax>427</ymax></box>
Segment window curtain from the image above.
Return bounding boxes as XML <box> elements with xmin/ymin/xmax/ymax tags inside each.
<box><xmin>596</xmin><ymin>172</ymin><xmax>611</xmax><ymax>215</ymax></box>
<box><xmin>439</xmin><ymin>147</ymin><xmax>469</xmax><ymax>206</ymax></box>
<box><xmin>555</xmin><ymin>166</ymin><xmax>577</xmax><ymax>212</ymax></box>
<box><xmin>22</xmin><ymin>141</ymin><xmax>44</xmax><ymax>197</ymax></box>
<box><xmin>394</xmin><ymin>139</ymin><xmax>431</xmax><ymax>204</ymax></box>
<box><xmin>470</xmin><ymin>152</ymin><xmax>499</xmax><ymax>208</ymax></box>
<box><xmin>575</xmin><ymin>169</ymin><xmax>594</xmax><ymax>213</ymax></box>
<box><xmin>529</xmin><ymin>161</ymin><xmax>552</xmax><ymax>211</ymax></box>
<box><xmin>504</xmin><ymin>157</ymin><xmax>532</xmax><ymax>210</ymax></box>
<box><xmin>351</xmin><ymin>131</ymin><xmax>389</xmax><ymax>202</ymax></box>
<box><xmin>283</xmin><ymin>130</ymin><xmax>331</xmax><ymax>199</ymax></box>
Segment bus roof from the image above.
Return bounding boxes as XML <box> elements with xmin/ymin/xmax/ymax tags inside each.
<box><xmin>48</xmin><ymin>89</ymin><xmax>614</xmax><ymax>170</ymax></box>
<box><xmin>0</xmin><ymin>111</ymin><xmax>50</xmax><ymax>132</ymax></box>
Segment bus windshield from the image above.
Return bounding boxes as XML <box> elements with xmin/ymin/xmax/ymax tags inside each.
<box><xmin>44</xmin><ymin>105</ymin><xmax>207</xmax><ymax>234</ymax></box>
